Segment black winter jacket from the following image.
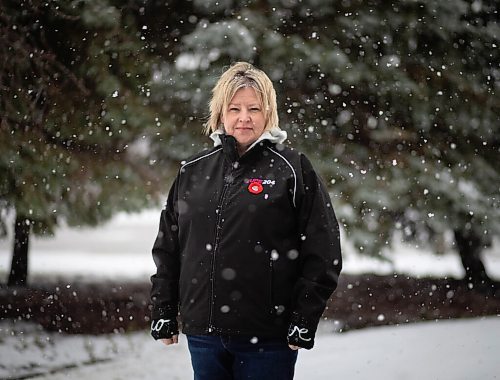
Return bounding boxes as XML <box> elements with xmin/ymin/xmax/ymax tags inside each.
<box><xmin>150</xmin><ymin>134</ymin><xmax>342</xmax><ymax>345</ymax></box>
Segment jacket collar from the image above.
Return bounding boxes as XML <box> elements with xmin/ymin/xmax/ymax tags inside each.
<box><xmin>209</xmin><ymin>126</ymin><xmax>287</xmax><ymax>153</ymax></box>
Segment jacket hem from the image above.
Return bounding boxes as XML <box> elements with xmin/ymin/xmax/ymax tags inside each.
<box><xmin>181</xmin><ymin>325</ymin><xmax>289</xmax><ymax>338</ymax></box>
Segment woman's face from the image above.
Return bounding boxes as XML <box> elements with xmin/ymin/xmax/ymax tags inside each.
<box><xmin>222</xmin><ymin>86</ymin><xmax>266</xmax><ymax>153</ymax></box>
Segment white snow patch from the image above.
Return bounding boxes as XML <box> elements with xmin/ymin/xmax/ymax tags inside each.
<box><xmin>295</xmin><ymin>317</ymin><xmax>500</xmax><ymax>380</ymax></box>
<box><xmin>1</xmin><ymin>317</ymin><xmax>499</xmax><ymax>380</ymax></box>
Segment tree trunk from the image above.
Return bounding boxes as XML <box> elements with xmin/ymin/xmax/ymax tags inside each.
<box><xmin>454</xmin><ymin>229</ymin><xmax>491</xmax><ymax>289</ymax></box>
<box><xmin>7</xmin><ymin>216</ymin><xmax>31</xmax><ymax>287</ymax></box>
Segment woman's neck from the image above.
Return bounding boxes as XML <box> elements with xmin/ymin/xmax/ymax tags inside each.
<box><xmin>237</xmin><ymin>143</ymin><xmax>248</xmax><ymax>156</ymax></box>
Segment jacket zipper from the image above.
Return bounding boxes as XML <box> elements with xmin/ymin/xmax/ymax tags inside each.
<box><xmin>208</xmin><ymin>167</ymin><xmax>233</xmax><ymax>332</ymax></box>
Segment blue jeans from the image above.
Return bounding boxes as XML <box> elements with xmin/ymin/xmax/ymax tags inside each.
<box><xmin>187</xmin><ymin>334</ymin><xmax>298</xmax><ymax>380</ymax></box>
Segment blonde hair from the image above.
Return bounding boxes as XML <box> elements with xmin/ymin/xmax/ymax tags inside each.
<box><xmin>204</xmin><ymin>62</ymin><xmax>279</xmax><ymax>135</ymax></box>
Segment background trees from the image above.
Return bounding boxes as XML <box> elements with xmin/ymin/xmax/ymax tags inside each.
<box><xmin>0</xmin><ymin>0</ymin><xmax>174</xmax><ymax>285</ymax></box>
<box><xmin>1</xmin><ymin>0</ymin><xmax>498</xmax><ymax>287</ymax></box>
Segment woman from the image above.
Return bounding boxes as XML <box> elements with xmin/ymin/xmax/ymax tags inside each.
<box><xmin>150</xmin><ymin>62</ymin><xmax>342</xmax><ymax>379</ymax></box>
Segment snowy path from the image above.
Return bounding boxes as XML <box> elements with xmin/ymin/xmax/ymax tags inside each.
<box><xmin>1</xmin><ymin>317</ymin><xmax>497</xmax><ymax>380</ymax></box>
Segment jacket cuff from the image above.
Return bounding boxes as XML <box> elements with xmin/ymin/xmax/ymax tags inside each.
<box><xmin>287</xmin><ymin>313</ymin><xmax>317</xmax><ymax>349</ymax></box>
<box><xmin>151</xmin><ymin>318</ymin><xmax>179</xmax><ymax>340</ymax></box>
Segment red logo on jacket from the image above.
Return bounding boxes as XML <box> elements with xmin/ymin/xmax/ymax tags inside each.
<box><xmin>246</xmin><ymin>178</ymin><xmax>275</xmax><ymax>195</ymax></box>
<box><xmin>248</xmin><ymin>180</ymin><xmax>263</xmax><ymax>194</ymax></box>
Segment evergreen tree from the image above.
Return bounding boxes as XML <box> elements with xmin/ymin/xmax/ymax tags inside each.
<box><xmin>0</xmin><ymin>0</ymin><xmax>173</xmax><ymax>285</ymax></box>
<box><xmin>145</xmin><ymin>0</ymin><xmax>499</xmax><ymax>287</ymax></box>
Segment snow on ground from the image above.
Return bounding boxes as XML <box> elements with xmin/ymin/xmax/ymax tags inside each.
<box><xmin>1</xmin><ymin>317</ymin><xmax>499</xmax><ymax>380</ymax></box>
<box><xmin>1</xmin><ymin>209</ymin><xmax>500</xmax><ymax>379</ymax></box>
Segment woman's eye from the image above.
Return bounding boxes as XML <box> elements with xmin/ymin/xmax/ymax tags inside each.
<box><xmin>250</xmin><ymin>108</ymin><xmax>261</xmax><ymax>112</ymax></box>
<box><xmin>229</xmin><ymin>107</ymin><xmax>239</xmax><ymax>112</ymax></box>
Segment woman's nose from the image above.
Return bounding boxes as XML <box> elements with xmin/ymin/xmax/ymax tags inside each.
<box><xmin>239</xmin><ymin>110</ymin><xmax>250</xmax><ymax>122</ymax></box>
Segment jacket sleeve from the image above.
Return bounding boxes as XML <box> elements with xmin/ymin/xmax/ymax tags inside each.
<box><xmin>290</xmin><ymin>153</ymin><xmax>342</xmax><ymax>345</ymax></box>
<box><xmin>150</xmin><ymin>175</ymin><xmax>181</xmax><ymax>320</ymax></box>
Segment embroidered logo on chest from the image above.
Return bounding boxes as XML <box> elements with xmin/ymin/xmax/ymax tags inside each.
<box><xmin>248</xmin><ymin>181</ymin><xmax>263</xmax><ymax>194</ymax></box>
<box><xmin>246</xmin><ymin>178</ymin><xmax>275</xmax><ymax>195</ymax></box>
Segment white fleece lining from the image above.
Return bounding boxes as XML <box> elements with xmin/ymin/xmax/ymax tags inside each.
<box><xmin>209</xmin><ymin>127</ymin><xmax>287</xmax><ymax>152</ymax></box>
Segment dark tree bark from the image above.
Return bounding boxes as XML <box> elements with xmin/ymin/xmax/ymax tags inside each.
<box><xmin>454</xmin><ymin>229</ymin><xmax>492</xmax><ymax>289</ymax></box>
<box><xmin>7</xmin><ymin>216</ymin><xmax>31</xmax><ymax>287</ymax></box>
